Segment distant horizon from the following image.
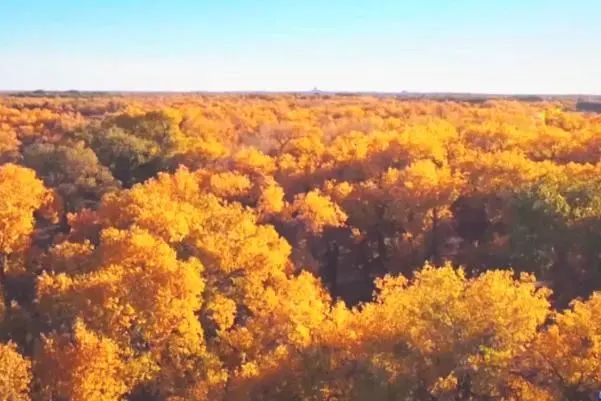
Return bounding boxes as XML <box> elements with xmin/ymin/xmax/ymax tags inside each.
<box><xmin>2</xmin><ymin>89</ymin><xmax>601</xmax><ymax>98</ymax></box>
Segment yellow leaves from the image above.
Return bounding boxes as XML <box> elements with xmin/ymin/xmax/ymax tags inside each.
<box><xmin>97</xmin><ymin>168</ymin><xmax>292</xmax><ymax>288</ymax></box>
<box><xmin>257</xmin><ymin>180</ymin><xmax>285</xmax><ymax>215</ymax></box>
<box><xmin>46</xmin><ymin>240</ymin><xmax>94</xmax><ymax>274</ymax></box>
<box><xmin>458</xmin><ymin>150</ymin><xmax>558</xmax><ymax>194</ymax></box>
<box><xmin>37</xmin><ymin>224</ymin><xmax>218</xmax><ymax>399</ymax></box>
<box><xmin>525</xmin><ymin>293</ymin><xmax>601</xmax><ymax>395</ymax></box>
<box><xmin>233</xmin><ymin>147</ymin><xmax>277</xmax><ymax>175</ymax></box>
<box><xmin>327</xmin><ymin>130</ymin><xmax>371</xmax><ymax>163</ymax></box>
<box><xmin>0</xmin><ymin>124</ymin><xmax>20</xmax><ymax>157</ymax></box>
<box><xmin>354</xmin><ymin>263</ymin><xmax>552</xmax><ymax>398</ymax></box>
<box><xmin>323</xmin><ymin>180</ymin><xmax>354</xmax><ymax>203</ymax></box>
<box><xmin>383</xmin><ymin>159</ymin><xmax>464</xmax><ymax>204</ymax></box>
<box><xmin>208</xmin><ymin>171</ymin><xmax>253</xmax><ymax>199</ymax></box>
<box><xmin>38</xmin><ymin>188</ymin><xmax>63</xmax><ymax>224</ymax></box>
<box><xmin>374</xmin><ymin>270</ymin><xmax>409</xmax><ymax>296</ymax></box>
<box><xmin>7</xmin><ymin>96</ymin><xmax>601</xmax><ymax>401</ymax></box>
<box><xmin>380</xmin><ymin>160</ymin><xmax>464</xmax><ymax>237</ymax></box>
<box><xmin>219</xmin><ymin>271</ymin><xmax>331</xmax><ymax>389</ymax></box>
<box><xmin>239</xmin><ymin>361</ymin><xmax>260</xmax><ymax>379</ymax></box>
<box><xmin>0</xmin><ymin>342</ymin><xmax>31</xmax><ymax>401</ymax></box>
<box><xmin>430</xmin><ymin>373</ymin><xmax>458</xmax><ymax>397</ymax></box>
<box><xmin>276</xmin><ymin>132</ymin><xmax>326</xmax><ymax>177</ymax></box>
<box><xmin>397</xmin><ymin>119</ymin><xmax>458</xmax><ymax>164</ymax></box>
<box><xmin>98</xmin><ymin>169</ymin><xmax>200</xmax><ymax>244</ymax></box>
<box><xmin>36</xmin><ymin>320</ymin><xmax>132</xmax><ymax>401</ymax></box>
<box><xmin>290</xmin><ymin>190</ymin><xmax>347</xmax><ymax>233</ymax></box>
<box><xmin>526</xmin><ymin>125</ymin><xmax>573</xmax><ymax>159</ymax></box>
<box><xmin>464</xmin><ymin>270</ymin><xmax>550</xmax><ymax>345</ymax></box>
<box><xmin>461</xmin><ymin>119</ymin><xmax>532</xmax><ymax>153</ymax></box>
<box><xmin>206</xmin><ymin>294</ymin><xmax>237</xmax><ymax>332</ymax></box>
<box><xmin>371</xmin><ymin>264</ymin><xmax>466</xmax><ymax>342</ymax></box>
<box><xmin>506</xmin><ymin>378</ymin><xmax>556</xmax><ymax>401</ymax></box>
<box><xmin>39</xmin><ymin>227</ymin><xmax>206</xmax><ymax>355</ymax></box>
<box><xmin>177</xmin><ymin>137</ymin><xmax>230</xmax><ymax>166</ymax></box>
<box><xmin>278</xmin><ymin>271</ymin><xmax>331</xmax><ymax>347</ymax></box>
<box><xmin>56</xmin><ymin>167</ymin><xmax>311</xmax><ymax>396</ymax></box>
<box><xmin>189</xmin><ymin>202</ymin><xmax>291</xmax><ymax>277</ymax></box>
<box><xmin>0</xmin><ymin>164</ymin><xmax>49</xmax><ymax>255</ymax></box>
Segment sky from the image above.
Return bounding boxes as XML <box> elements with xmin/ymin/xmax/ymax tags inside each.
<box><xmin>1</xmin><ymin>0</ymin><xmax>600</xmax><ymax>94</ymax></box>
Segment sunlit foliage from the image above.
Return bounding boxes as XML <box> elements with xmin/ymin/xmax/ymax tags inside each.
<box><xmin>0</xmin><ymin>93</ymin><xmax>600</xmax><ymax>399</ymax></box>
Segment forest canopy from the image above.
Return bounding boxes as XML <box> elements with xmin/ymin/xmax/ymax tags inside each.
<box><xmin>1</xmin><ymin>94</ymin><xmax>601</xmax><ymax>400</ymax></box>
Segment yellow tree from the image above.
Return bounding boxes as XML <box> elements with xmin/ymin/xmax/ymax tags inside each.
<box><xmin>381</xmin><ymin>160</ymin><xmax>464</xmax><ymax>270</ymax></box>
<box><xmin>221</xmin><ymin>264</ymin><xmax>551</xmax><ymax>401</ymax></box>
<box><xmin>284</xmin><ymin>189</ymin><xmax>348</xmax><ymax>293</ymax></box>
<box><xmin>36</xmin><ymin>226</ymin><xmax>212</xmax><ymax>399</ymax></box>
<box><xmin>521</xmin><ymin>293</ymin><xmax>601</xmax><ymax>400</ymax></box>
<box><xmin>35</xmin><ymin>320</ymin><xmax>131</xmax><ymax>401</ymax></box>
<box><xmin>95</xmin><ymin>169</ymin><xmax>292</xmax><ymax>317</ymax></box>
<box><xmin>0</xmin><ymin>164</ymin><xmax>50</xmax><ymax>260</ymax></box>
<box><xmin>0</xmin><ymin>342</ymin><xmax>31</xmax><ymax>401</ymax></box>
<box><xmin>347</xmin><ymin>264</ymin><xmax>551</xmax><ymax>401</ymax></box>
<box><xmin>257</xmin><ymin>178</ymin><xmax>286</xmax><ymax>218</ymax></box>
<box><xmin>52</xmin><ymin>168</ymin><xmax>324</xmax><ymax>398</ymax></box>
<box><xmin>0</xmin><ymin>164</ymin><xmax>52</xmax><ymax>307</ymax></box>
<box><xmin>0</xmin><ymin>124</ymin><xmax>19</xmax><ymax>162</ymax></box>
<box><xmin>288</xmin><ymin>189</ymin><xmax>347</xmax><ymax>234</ymax></box>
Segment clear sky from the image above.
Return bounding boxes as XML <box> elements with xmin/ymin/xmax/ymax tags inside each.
<box><xmin>1</xmin><ymin>0</ymin><xmax>600</xmax><ymax>94</ymax></box>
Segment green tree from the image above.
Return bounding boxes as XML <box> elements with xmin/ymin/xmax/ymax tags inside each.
<box><xmin>22</xmin><ymin>141</ymin><xmax>119</xmax><ymax>211</ymax></box>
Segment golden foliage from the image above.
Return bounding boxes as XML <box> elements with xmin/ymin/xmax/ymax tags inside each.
<box><xmin>0</xmin><ymin>95</ymin><xmax>600</xmax><ymax>400</ymax></box>
<box><xmin>0</xmin><ymin>164</ymin><xmax>49</xmax><ymax>255</ymax></box>
<box><xmin>0</xmin><ymin>342</ymin><xmax>31</xmax><ymax>401</ymax></box>
<box><xmin>35</xmin><ymin>320</ymin><xmax>132</xmax><ymax>401</ymax></box>
<box><xmin>290</xmin><ymin>190</ymin><xmax>347</xmax><ymax>233</ymax></box>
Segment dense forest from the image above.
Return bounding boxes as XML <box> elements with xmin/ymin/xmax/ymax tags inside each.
<box><xmin>1</xmin><ymin>94</ymin><xmax>601</xmax><ymax>401</ymax></box>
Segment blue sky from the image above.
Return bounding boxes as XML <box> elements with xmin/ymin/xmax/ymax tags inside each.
<box><xmin>1</xmin><ymin>0</ymin><xmax>600</xmax><ymax>93</ymax></box>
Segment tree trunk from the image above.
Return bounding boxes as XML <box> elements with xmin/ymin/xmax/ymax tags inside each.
<box><xmin>324</xmin><ymin>242</ymin><xmax>339</xmax><ymax>297</ymax></box>
<box><xmin>430</xmin><ymin>208</ymin><xmax>439</xmax><ymax>264</ymax></box>
<box><xmin>0</xmin><ymin>253</ymin><xmax>6</xmax><ymax>286</ymax></box>
<box><xmin>0</xmin><ymin>253</ymin><xmax>10</xmax><ymax>309</ymax></box>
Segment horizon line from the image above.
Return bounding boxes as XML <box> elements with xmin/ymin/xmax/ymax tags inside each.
<box><xmin>1</xmin><ymin>89</ymin><xmax>601</xmax><ymax>98</ymax></box>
